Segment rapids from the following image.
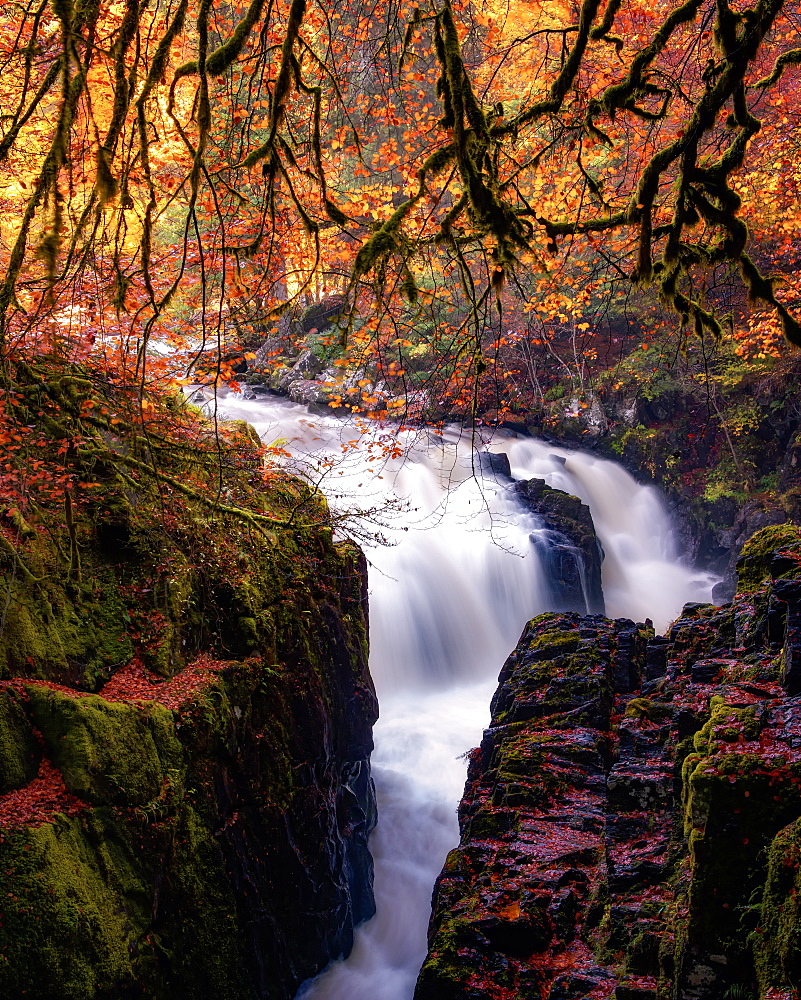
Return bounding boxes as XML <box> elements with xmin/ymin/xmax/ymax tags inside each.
<box><xmin>214</xmin><ymin>392</ymin><xmax>718</xmax><ymax>1000</ymax></box>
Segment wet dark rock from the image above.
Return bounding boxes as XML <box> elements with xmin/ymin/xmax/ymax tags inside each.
<box><xmin>549</xmin><ymin>887</ymin><xmax>579</xmax><ymax>941</ymax></box>
<box><xmin>415</xmin><ymin>613</ymin><xmax>652</xmax><ymax>1000</ymax></box>
<box><xmin>644</xmin><ymin>637</ymin><xmax>671</xmax><ymax>680</ymax></box>
<box><xmin>782</xmin><ymin>612</ymin><xmax>801</xmax><ymax>694</ymax></box>
<box><xmin>615</xmin><ymin>979</ymin><xmax>658</xmax><ymax>1000</ymax></box>
<box><xmin>606</xmin><ymin>762</ymin><xmax>672</xmax><ymax>812</ymax></box>
<box><xmin>480</xmin><ymin>908</ymin><xmax>553</xmax><ymax>957</ymax></box>
<box><xmin>514</xmin><ymin>479</ymin><xmax>605</xmax><ymax>616</ymax></box>
<box><xmin>477</xmin><ymin>450</ymin><xmax>513</xmax><ymax>480</ymax></box>
<box><xmin>416</xmin><ymin>527</ymin><xmax>801</xmax><ymax>1000</ymax></box>
<box><xmin>690</xmin><ymin>658</ymin><xmax>727</xmax><ymax>683</ymax></box>
<box><xmin>548</xmin><ymin>971</ymin><xmax>613</xmax><ymax>999</ymax></box>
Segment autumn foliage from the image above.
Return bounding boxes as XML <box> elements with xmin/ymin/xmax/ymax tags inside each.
<box><xmin>0</xmin><ymin>0</ymin><xmax>798</xmax><ymax>487</ymax></box>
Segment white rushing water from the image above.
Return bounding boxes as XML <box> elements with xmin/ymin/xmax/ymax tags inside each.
<box><xmin>214</xmin><ymin>392</ymin><xmax>718</xmax><ymax>1000</ymax></box>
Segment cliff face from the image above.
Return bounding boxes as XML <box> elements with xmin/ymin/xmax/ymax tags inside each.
<box><xmin>416</xmin><ymin>525</ymin><xmax>801</xmax><ymax>1000</ymax></box>
<box><xmin>0</xmin><ymin>444</ymin><xmax>377</xmax><ymax>999</ymax></box>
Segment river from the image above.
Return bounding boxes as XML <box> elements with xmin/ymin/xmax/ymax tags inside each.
<box><xmin>215</xmin><ymin>392</ymin><xmax>717</xmax><ymax>1000</ymax></box>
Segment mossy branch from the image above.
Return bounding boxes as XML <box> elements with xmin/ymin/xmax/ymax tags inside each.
<box><xmin>752</xmin><ymin>47</ymin><xmax>801</xmax><ymax>89</ymax></box>
<box><xmin>99</xmin><ymin>450</ymin><xmax>301</xmax><ymax>537</ymax></box>
<box><xmin>589</xmin><ymin>0</ymin><xmax>623</xmax><ymax>39</ymax></box>
<box><xmin>242</xmin><ymin>0</ymin><xmax>306</xmax><ymax>168</ymax></box>
<box><xmin>171</xmin><ymin>0</ymin><xmax>269</xmax><ymax>86</ymax></box>
<box><xmin>0</xmin><ymin>530</ymin><xmax>44</xmax><ymax>584</ymax></box>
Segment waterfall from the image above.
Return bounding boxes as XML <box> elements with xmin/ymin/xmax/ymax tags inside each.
<box><xmin>214</xmin><ymin>393</ymin><xmax>718</xmax><ymax>1000</ymax></box>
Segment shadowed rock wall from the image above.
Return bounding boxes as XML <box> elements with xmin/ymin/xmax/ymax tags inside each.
<box><xmin>0</xmin><ymin>490</ymin><xmax>377</xmax><ymax>1000</ymax></box>
<box><xmin>515</xmin><ymin>478</ymin><xmax>605</xmax><ymax>617</ymax></box>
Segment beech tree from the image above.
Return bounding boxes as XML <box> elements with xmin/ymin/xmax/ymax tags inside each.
<box><xmin>2</xmin><ymin>0</ymin><xmax>800</xmax><ymax>340</ymax></box>
<box><xmin>0</xmin><ymin>0</ymin><xmax>798</xmax><ymax>461</ymax></box>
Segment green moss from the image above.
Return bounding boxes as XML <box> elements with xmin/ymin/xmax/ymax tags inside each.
<box><xmin>624</xmin><ymin>696</ymin><xmax>673</xmax><ymax>722</ymax></box>
<box><xmin>153</xmin><ymin>806</ymin><xmax>247</xmax><ymax>998</ymax></box>
<box><xmin>522</xmin><ymin>627</ymin><xmax>581</xmax><ymax>658</ymax></box>
<box><xmin>692</xmin><ymin>699</ymin><xmax>761</xmax><ymax>754</ymax></box>
<box><xmin>0</xmin><ymin>568</ymin><xmax>134</xmax><ymax>691</ymax></box>
<box><xmin>496</xmin><ymin>730</ymin><xmax>559</xmax><ymax>775</ymax></box>
<box><xmin>441</xmin><ymin>848</ymin><xmax>464</xmax><ymax>875</ymax></box>
<box><xmin>0</xmin><ymin>359</ymin><xmax>375</xmax><ymax>1000</ymax></box>
<box><xmin>0</xmin><ymin>804</ymin><xmax>250</xmax><ymax>1000</ymax></box>
<box><xmin>679</xmin><ymin>698</ymin><xmax>801</xmax><ymax>970</ymax></box>
<box><xmin>416</xmin><ymin>910</ymin><xmax>517</xmax><ymax>994</ymax></box>
<box><xmin>0</xmin><ymin>817</ymin><xmax>148</xmax><ymax>999</ymax></box>
<box><xmin>465</xmin><ymin>805</ymin><xmax>517</xmax><ymax>839</ymax></box>
<box><xmin>682</xmin><ymin>750</ymin><xmax>769</xmax><ymax>833</ymax></box>
<box><xmin>754</xmin><ymin>817</ymin><xmax>801</xmax><ymax>994</ymax></box>
<box><xmin>26</xmin><ymin>686</ymin><xmax>182</xmax><ymax>805</ymax></box>
<box><xmin>737</xmin><ymin>524</ymin><xmax>801</xmax><ymax>593</ymax></box>
<box><xmin>0</xmin><ymin>689</ymin><xmax>38</xmax><ymax>792</ymax></box>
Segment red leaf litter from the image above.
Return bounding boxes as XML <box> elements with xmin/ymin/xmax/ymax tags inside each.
<box><xmin>0</xmin><ymin>653</ymin><xmax>239</xmax><ymax>831</ymax></box>
<box><xmin>0</xmin><ymin>757</ymin><xmax>84</xmax><ymax>831</ymax></box>
<box><xmin>99</xmin><ymin>653</ymin><xmax>233</xmax><ymax>710</ymax></box>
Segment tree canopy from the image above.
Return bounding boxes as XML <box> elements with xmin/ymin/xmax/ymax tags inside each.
<box><xmin>0</xmin><ymin>0</ymin><xmax>799</xmax><ymax>524</ymax></box>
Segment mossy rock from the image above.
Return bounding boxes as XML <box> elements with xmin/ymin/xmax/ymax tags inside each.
<box><xmin>0</xmin><ymin>688</ymin><xmax>39</xmax><ymax>793</ymax></box>
<box><xmin>755</xmin><ymin>817</ymin><xmax>801</xmax><ymax>995</ymax></box>
<box><xmin>415</xmin><ymin>912</ymin><xmax>517</xmax><ymax>999</ymax></box>
<box><xmin>691</xmin><ymin>699</ymin><xmax>760</xmax><ymax>754</ymax></box>
<box><xmin>0</xmin><ymin>806</ymin><xmax>247</xmax><ymax>1000</ymax></box>
<box><xmin>680</xmin><ymin>700</ymin><xmax>801</xmax><ymax>961</ymax></box>
<box><xmin>0</xmin><ymin>361</ymin><xmax>377</xmax><ymax>1000</ymax></box>
<box><xmin>737</xmin><ymin>524</ymin><xmax>801</xmax><ymax>593</ymax></box>
<box><xmin>0</xmin><ymin>818</ymin><xmax>145</xmax><ymax>998</ymax></box>
<box><xmin>25</xmin><ymin>685</ymin><xmax>182</xmax><ymax>806</ymax></box>
<box><xmin>0</xmin><ymin>569</ymin><xmax>134</xmax><ymax>690</ymax></box>
<box><xmin>624</xmin><ymin>697</ymin><xmax>673</xmax><ymax>722</ymax></box>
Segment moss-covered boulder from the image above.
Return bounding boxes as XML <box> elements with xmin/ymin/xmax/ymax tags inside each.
<box><xmin>680</xmin><ymin>699</ymin><xmax>801</xmax><ymax>970</ymax></box>
<box><xmin>25</xmin><ymin>687</ymin><xmax>182</xmax><ymax>806</ymax></box>
<box><xmin>0</xmin><ymin>379</ymin><xmax>378</xmax><ymax>1000</ymax></box>
<box><xmin>736</xmin><ymin>524</ymin><xmax>801</xmax><ymax>594</ymax></box>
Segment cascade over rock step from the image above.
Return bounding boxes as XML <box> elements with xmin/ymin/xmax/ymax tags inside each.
<box><xmin>513</xmin><ymin>477</ymin><xmax>605</xmax><ymax>617</ymax></box>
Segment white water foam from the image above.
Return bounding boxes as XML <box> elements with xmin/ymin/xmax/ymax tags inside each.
<box><xmin>213</xmin><ymin>393</ymin><xmax>717</xmax><ymax>1000</ymax></box>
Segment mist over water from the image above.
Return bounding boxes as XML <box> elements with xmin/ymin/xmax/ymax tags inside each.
<box><xmin>215</xmin><ymin>393</ymin><xmax>718</xmax><ymax>1000</ymax></box>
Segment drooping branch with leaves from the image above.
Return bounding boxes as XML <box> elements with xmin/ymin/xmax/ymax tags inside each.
<box><xmin>0</xmin><ymin>0</ymin><xmax>798</xmax><ymax>531</ymax></box>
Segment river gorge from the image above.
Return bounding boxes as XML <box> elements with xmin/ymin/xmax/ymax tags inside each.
<box><xmin>1</xmin><ymin>382</ymin><xmax>799</xmax><ymax>999</ymax></box>
<box><xmin>217</xmin><ymin>394</ymin><xmax>718</xmax><ymax>1000</ymax></box>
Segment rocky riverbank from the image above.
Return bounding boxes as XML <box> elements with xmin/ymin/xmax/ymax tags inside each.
<box><xmin>0</xmin><ymin>390</ymin><xmax>377</xmax><ymax>1000</ymax></box>
<box><xmin>415</xmin><ymin>524</ymin><xmax>801</xmax><ymax>1000</ymax></box>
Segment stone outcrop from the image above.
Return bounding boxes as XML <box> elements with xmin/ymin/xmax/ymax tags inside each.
<box><xmin>515</xmin><ymin>478</ymin><xmax>606</xmax><ymax>616</ymax></box>
<box><xmin>416</xmin><ymin>524</ymin><xmax>801</xmax><ymax>1000</ymax></box>
<box><xmin>474</xmin><ymin>457</ymin><xmax>605</xmax><ymax>616</ymax></box>
<box><xmin>245</xmin><ymin>297</ymin><xmax>344</xmax><ymax>393</ymax></box>
<box><xmin>0</xmin><ymin>439</ymin><xmax>377</xmax><ymax>999</ymax></box>
<box><xmin>531</xmin><ymin>356</ymin><xmax>801</xmax><ymax>602</ymax></box>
